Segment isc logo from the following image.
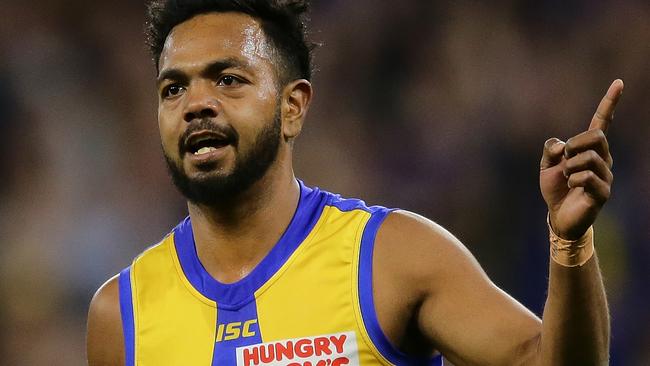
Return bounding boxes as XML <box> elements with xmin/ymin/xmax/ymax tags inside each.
<box><xmin>216</xmin><ymin>319</ymin><xmax>258</xmax><ymax>343</ymax></box>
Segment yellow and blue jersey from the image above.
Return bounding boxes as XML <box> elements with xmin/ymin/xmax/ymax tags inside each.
<box><xmin>119</xmin><ymin>180</ymin><xmax>443</xmax><ymax>365</ymax></box>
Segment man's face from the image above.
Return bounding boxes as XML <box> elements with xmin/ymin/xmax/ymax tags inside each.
<box><xmin>157</xmin><ymin>12</ymin><xmax>283</xmax><ymax>204</ymax></box>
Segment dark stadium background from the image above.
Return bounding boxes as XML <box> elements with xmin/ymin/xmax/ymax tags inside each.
<box><xmin>0</xmin><ymin>1</ymin><xmax>648</xmax><ymax>364</ymax></box>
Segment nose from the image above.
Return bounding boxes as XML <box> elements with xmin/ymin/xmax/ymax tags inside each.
<box><xmin>183</xmin><ymin>83</ymin><xmax>220</xmax><ymax>123</ymax></box>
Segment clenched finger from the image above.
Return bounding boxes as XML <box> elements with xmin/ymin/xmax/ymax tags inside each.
<box><xmin>564</xmin><ymin>150</ymin><xmax>613</xmax><ymax>184</ymax></box>
<box><xmin>567</xmin><ymin>170</ymin><xmax>611</xmax><ymax>204</ymax></box>
<box><xmin>564</xmin><ymin>129</ymin><xmax>613</xmax><ymax>168</ymax></box>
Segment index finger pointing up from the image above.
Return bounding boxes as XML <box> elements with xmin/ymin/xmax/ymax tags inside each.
<box><xmin>589</xmin><ymin>79</ymin><xmax>624</xmax><ymax>135</ymax></box>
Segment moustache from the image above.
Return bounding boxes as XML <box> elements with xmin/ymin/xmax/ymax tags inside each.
<box><xmin>178</xmin><ymin>119</ymin><xmax>239</xmax><ymax>155</ymax></box>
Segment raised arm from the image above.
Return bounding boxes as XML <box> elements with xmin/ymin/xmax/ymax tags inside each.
<box><xmin>536</xmin><ymin>79</ymin><xmax>623</xmax><ymax>365</ymax></box>
<box><xmin>372</xmin><ymin>80</ymin><xmax>622</xmax><ymax>365</ymax></box>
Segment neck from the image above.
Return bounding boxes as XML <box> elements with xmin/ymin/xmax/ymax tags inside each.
<box><xmin>187</xmin><ymin>161</ymin><xmax>300</xmax><ymax>284</ymax></box>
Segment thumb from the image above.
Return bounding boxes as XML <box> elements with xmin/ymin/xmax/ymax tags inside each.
<box><xmin>540</xmin><ymin>138</ymin><xmax>566</xmax><ymax>170</ymax></box>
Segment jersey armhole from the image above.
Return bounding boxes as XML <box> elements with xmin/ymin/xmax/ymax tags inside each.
<box><xmin>357</xmin><ymin>209</ymin><xmax>443</xmax><ymax>366</ymax></box>
<box><xmin>118</xmin><ymin>266</ymin><xmax>135</xmax><ymax>366</ymax></box>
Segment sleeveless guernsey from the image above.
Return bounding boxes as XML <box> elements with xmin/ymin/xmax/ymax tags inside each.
<box><xmin>119</xmin><ymin>181</ymin><xmax>443</xmax><ymax>365</ymax></box>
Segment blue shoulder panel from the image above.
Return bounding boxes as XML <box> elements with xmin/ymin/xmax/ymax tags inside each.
<box><xmin>358</xmin><ymin>209</ymin><xmax>444</xmax><ymax>365</ymax></box>
<box><xmin>118</xmin><ymin>267</ymin><xmax>135</xmax><ymax>366</ymax></box>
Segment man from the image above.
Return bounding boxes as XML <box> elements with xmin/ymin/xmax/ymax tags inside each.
<box><xmin>87</xmin><ymin>1</ymin><xmax>623</xmax><ymax>365</ymax></box>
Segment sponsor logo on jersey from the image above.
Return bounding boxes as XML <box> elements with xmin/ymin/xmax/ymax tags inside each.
<box><xmin>236</xmin><ymin>331</ymin><xmax>359</xmax><ymax>366</ymax></box>
<box><xmin>216</xmin><ymin>319</ymin><xmax>259</xmax><ymax>342</ymax></box>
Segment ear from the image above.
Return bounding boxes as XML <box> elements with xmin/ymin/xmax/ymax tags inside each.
<box><xmin>280</xmin><ymin>79</ymin><xmax>313</xmax><ymax>140</ymax></box>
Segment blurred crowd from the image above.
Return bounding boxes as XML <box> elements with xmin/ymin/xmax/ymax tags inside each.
<box><xmin>0</xmin><ymin>0</ymin><xmax>648</xmax><ymax>364</ymax></box>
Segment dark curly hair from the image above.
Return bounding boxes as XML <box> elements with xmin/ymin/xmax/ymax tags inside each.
<box><xmin>145</xmin><ymin>0</ymin><xmax>314</xmax><ymax>84</ymax></box>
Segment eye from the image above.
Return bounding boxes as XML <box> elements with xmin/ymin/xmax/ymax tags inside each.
<box><xmin>217</xmin><ymin>75</ymin><xmax>242</xmax><ymax>87</ymax></box>
<box><xmin>162</xmin><ymin>84</ymin><xmax>185</xmax><ymax>98</ymax></box>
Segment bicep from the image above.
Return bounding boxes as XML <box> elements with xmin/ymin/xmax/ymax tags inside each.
<box><xmin>87</xmin><ymin>275</ymin><xmax>125</xmax><ymax>366</ymax></box>
<box><xmin>419</xmin><ymin>253</ymin><xmax>541</xmax><ymax>365</ymax></box>
<box><xmin>379</xmin><ymin>211</ymin><xmax>541</xmax><ymax>366</ymax></box>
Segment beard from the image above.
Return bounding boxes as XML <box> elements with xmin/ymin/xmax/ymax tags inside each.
<box><xmin>163</xmin><ymin>108</ymin><xmax>281</xmax><ymax>207</ymax></box>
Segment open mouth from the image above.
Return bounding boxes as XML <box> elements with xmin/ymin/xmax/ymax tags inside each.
<box><xmin>185</xmin><ymin>131</ymin><xmax>233</xmax><ymax>156</ymax></box>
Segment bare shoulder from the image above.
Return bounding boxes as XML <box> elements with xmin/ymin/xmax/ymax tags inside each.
<box><xmin>87</xmin><ymin>274</ymin><xmax>124</xmax><ymax>366</ymax></box>
<box><xmin>370</xmin><ymin>209</ymin><xmax>486</xmax><ymax>352</ymax></box>
<box><xmin>374</xmin><ymin>209</ymin><xmax>484</xmax><ymax>287</ymax></box>
<box><xmin>373</xmin><ymin>210</ymin><xmax>541</xmax><ymax>364</ymax></box>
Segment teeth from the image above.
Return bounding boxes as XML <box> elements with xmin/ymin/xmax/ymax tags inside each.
<box><xmin>195</xmin><ymin>146</ymin><xmax>218</xmax><ymax>155</ymax></box>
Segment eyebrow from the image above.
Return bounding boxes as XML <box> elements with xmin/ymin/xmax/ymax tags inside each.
<box><xmin>156</xmin><ymin>57</ymin><xmax>254</xmax><ymax>86</ymax></box>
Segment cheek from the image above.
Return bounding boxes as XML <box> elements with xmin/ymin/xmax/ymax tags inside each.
<box><xmin>256</xmin><ymin>77</ymin><xmax>277</xmax><ymax>102</ymax></box>
<box><xmin>230</xmin><ymin>100</ymin><xmax>276</xmax><ymax>143</ymax></box>
<box><xmin>158</xmin><ymin>108</ymin><xmax>182</xmax><ymax>156</ymax></box>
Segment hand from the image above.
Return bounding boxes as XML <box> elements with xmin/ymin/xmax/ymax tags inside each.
<box><xmin>539</xmin><ymin>80</ymin><xmax>624</xmax><ymax>240</ymax></box>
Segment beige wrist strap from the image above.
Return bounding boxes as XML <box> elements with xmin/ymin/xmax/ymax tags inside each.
<box><xmin>548</xmin><ymin>216</ymin><xmax>595</xmax><ymax>267</ymax></box>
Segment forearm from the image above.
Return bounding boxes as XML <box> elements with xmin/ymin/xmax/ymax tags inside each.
<box><xmin>532</xmin><ymin>79</ymin><xmax>622</xmax><ymax>365</ymax></box>
<box><xmin>538</xmin><ymin>252</ymin><xmax>610</xmax><ymax>365</ymax></box>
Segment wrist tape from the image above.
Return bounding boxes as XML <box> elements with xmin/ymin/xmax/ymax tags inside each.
<box><xmin>548</xmin><ymin>216</ymin><xmax>595</xmax><ymax>267</ymax></box>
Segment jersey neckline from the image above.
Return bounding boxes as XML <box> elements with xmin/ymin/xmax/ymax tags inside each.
<box><xmin>172</xmin><ymin>179</ymin><xmax>329</xmax><ymax>309</ymax></box>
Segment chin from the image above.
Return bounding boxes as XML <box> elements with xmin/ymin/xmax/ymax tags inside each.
<box><xmin>184</xmin><ymin>160</ymin><xmax>234</xmax><ymax>178</ymax></box>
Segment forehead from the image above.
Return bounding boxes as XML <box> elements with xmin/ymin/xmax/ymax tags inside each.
<box><xmin>159</xmin><ymin>12</ymin><xmax>274</xmax><ymax>74</ymax></box>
